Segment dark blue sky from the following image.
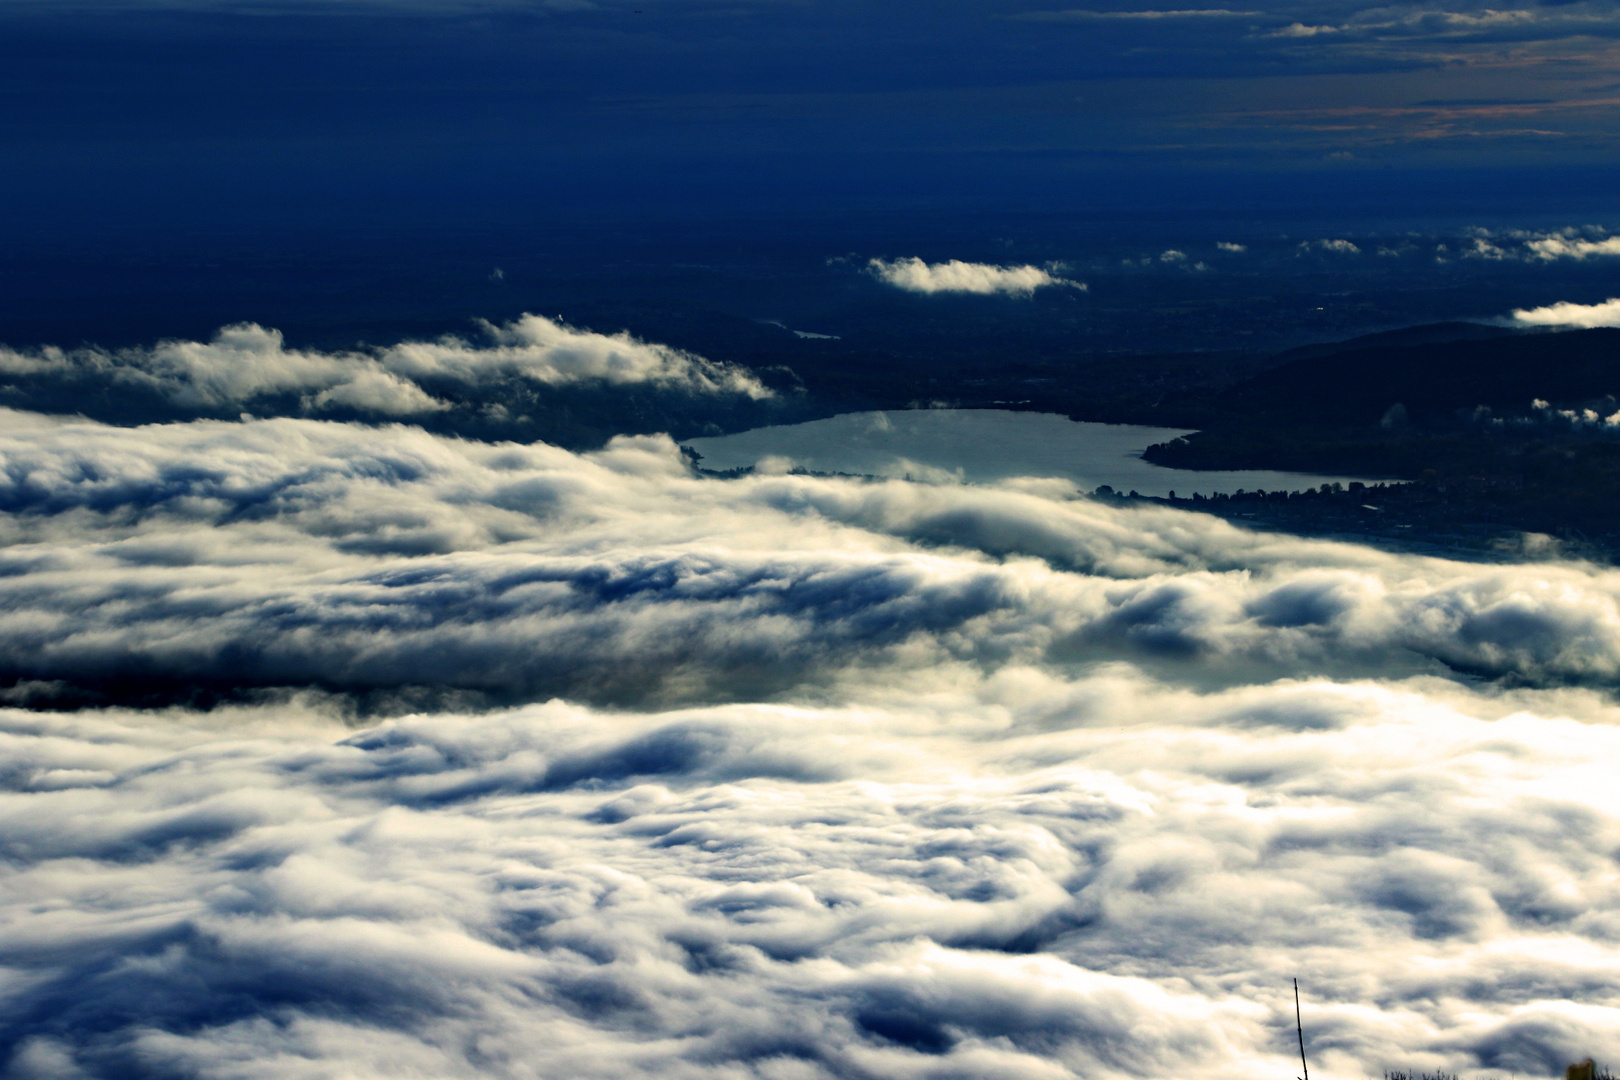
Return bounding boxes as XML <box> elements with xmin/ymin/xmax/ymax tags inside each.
<box><xmin>4</xmin><ymin>0</ymin><xmax>1618</xmax><ymax>238</ymax></box>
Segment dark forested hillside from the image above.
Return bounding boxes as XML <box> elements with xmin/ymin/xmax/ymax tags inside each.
<box><xmin>1139</xmin><ymin>325</ymin><xmax>1620</xmax><ymax>554</ymax></box>
<box><xmin>1198</xmin><ymin>326</ymin><xmax>1620</xmax><ymax>428</ymax></box>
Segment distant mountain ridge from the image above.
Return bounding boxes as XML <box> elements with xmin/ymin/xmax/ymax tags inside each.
<box><xmin>1209</xmin><ymin>325</ymin><xmax>1620</xmax><ymax>427</ymax></box>
<box><xmin>1264</xmin><ymin>320</ymin><xmax>1522</xmax><ymax>364</ymax></box>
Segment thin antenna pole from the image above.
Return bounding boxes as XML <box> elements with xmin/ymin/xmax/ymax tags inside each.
<box><xmin>1294</xmin><ymin>978</ymin><xmax>1310</xmax><ymax>1080</ymax></box>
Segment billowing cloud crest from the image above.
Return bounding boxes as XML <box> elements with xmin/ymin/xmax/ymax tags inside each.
<box><xmin>12</xmin><ymin>408</ymin><xmax>1620</xmax><ymax>698</ymax></box>
<box><xmin>0</xmin><ymin>315</ymin><xmax>772</xmax><ymax>418</ymax></box>
<box><xmin>0</xmin><ymin>323</ymin><xmax>443</xmax><ymax>416</ymax></box>
<box><xmin>867</xmin><ymin>257</ymin><xmax>1086</xmax><ymax>296</ymax></box>
<box><xmin>0</xmin><ymin>406</ymin><xmax>1619</xmax><ymax>1079</ymax></box>
<box><xmin>381</xmin><ymin>313</ymin><xmax>773</xmax><ymax>397</ymax></box>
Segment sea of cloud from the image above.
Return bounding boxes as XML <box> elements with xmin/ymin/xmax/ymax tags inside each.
<box><xmin>2</xmin><ymin>407</ymin><xmax>1619</xmax><ymax>1079</ymax></box>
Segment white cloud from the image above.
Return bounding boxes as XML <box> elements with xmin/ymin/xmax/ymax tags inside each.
<box><xmin>867</xmin><ymin>257</ymin><xmax>1086</xmax><ymax>297</ymax></box>
<box><xmin>5</xmin><ymin>408</ymin><xmax>1620</xmax><ymax>698</ymax></box>
<box><xmin>2</xmin><ymin>663</ymin><xmax>1620</xmax><ymax>1077</ymax></box>
<box><xmin>1464</xmin><ymin>237</ymin><xmax>1508</xmax><ymax>260</ymax></box>
<box><xmin>1216</xmin><ymin>241</ymin><xmax>1246</xmax><ymax>252</ymax></box>
<box><xmin>1299</xmin><ymin>238</ymin><xmax>1361</xmax><ymax>253</ymax></box>
<box><xmin>380</xmin><ymin>313</ymin><xmax>773</xmax><ymax>398</ymax></box>
<box><xmin>52</xmin><ymin>322</ymin><xmax>444</xmax><ymax>415</ymax></box>
<box><xmin>1265</xmin><ymin>6</ymin><xmax>1552</xmax><ymax>40</ymax></box>
<box><xmin>1442</xmin><ymin>8</ymin><xmax>1534</xmax><ymax>26</ymax></box>
<box><xmin>0</xmin><ymin>315</ymin><xmax>771</xmax><ymax>418</ymax></box>
<box><xmin>1528</xmin><ymin>397</ymin><xmax>1620</xmax><ymax>429</ymax></box>
<box><xmin>1525</xmin><ymin>235</ymin><xmax>1620</xmax><ymax>260</ymax></box>
<box><xmin>1510</xmin><ymin>297</ymin><xmax>1620</xmax><ymax>328</ymax></box>
<box><xmin>0</xmin><ymin>407</ymin><xmax>1619</xmax><ymax>1077</ymax></box>
<box><xmin>1268</xmin><ymin>21</ymin><xmax>1340</xmax><ymax>35</ymax></box>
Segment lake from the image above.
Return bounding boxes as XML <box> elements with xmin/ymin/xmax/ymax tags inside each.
<box><xmin>683</xmin><ymin>409</ymin><xmax>1385</xmax><ymax>498</ymax></box>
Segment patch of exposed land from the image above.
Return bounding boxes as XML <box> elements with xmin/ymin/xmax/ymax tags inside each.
<box><xmin>1127</xmin><ymin>325</ymin><xmax>1620</xmax><ymax>561</ymax></box>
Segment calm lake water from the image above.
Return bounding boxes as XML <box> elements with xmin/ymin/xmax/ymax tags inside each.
<box><xmin>684</xmin><ymin>410</ymin><xmax>1384</xmax><ymax>498</ymax></box>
